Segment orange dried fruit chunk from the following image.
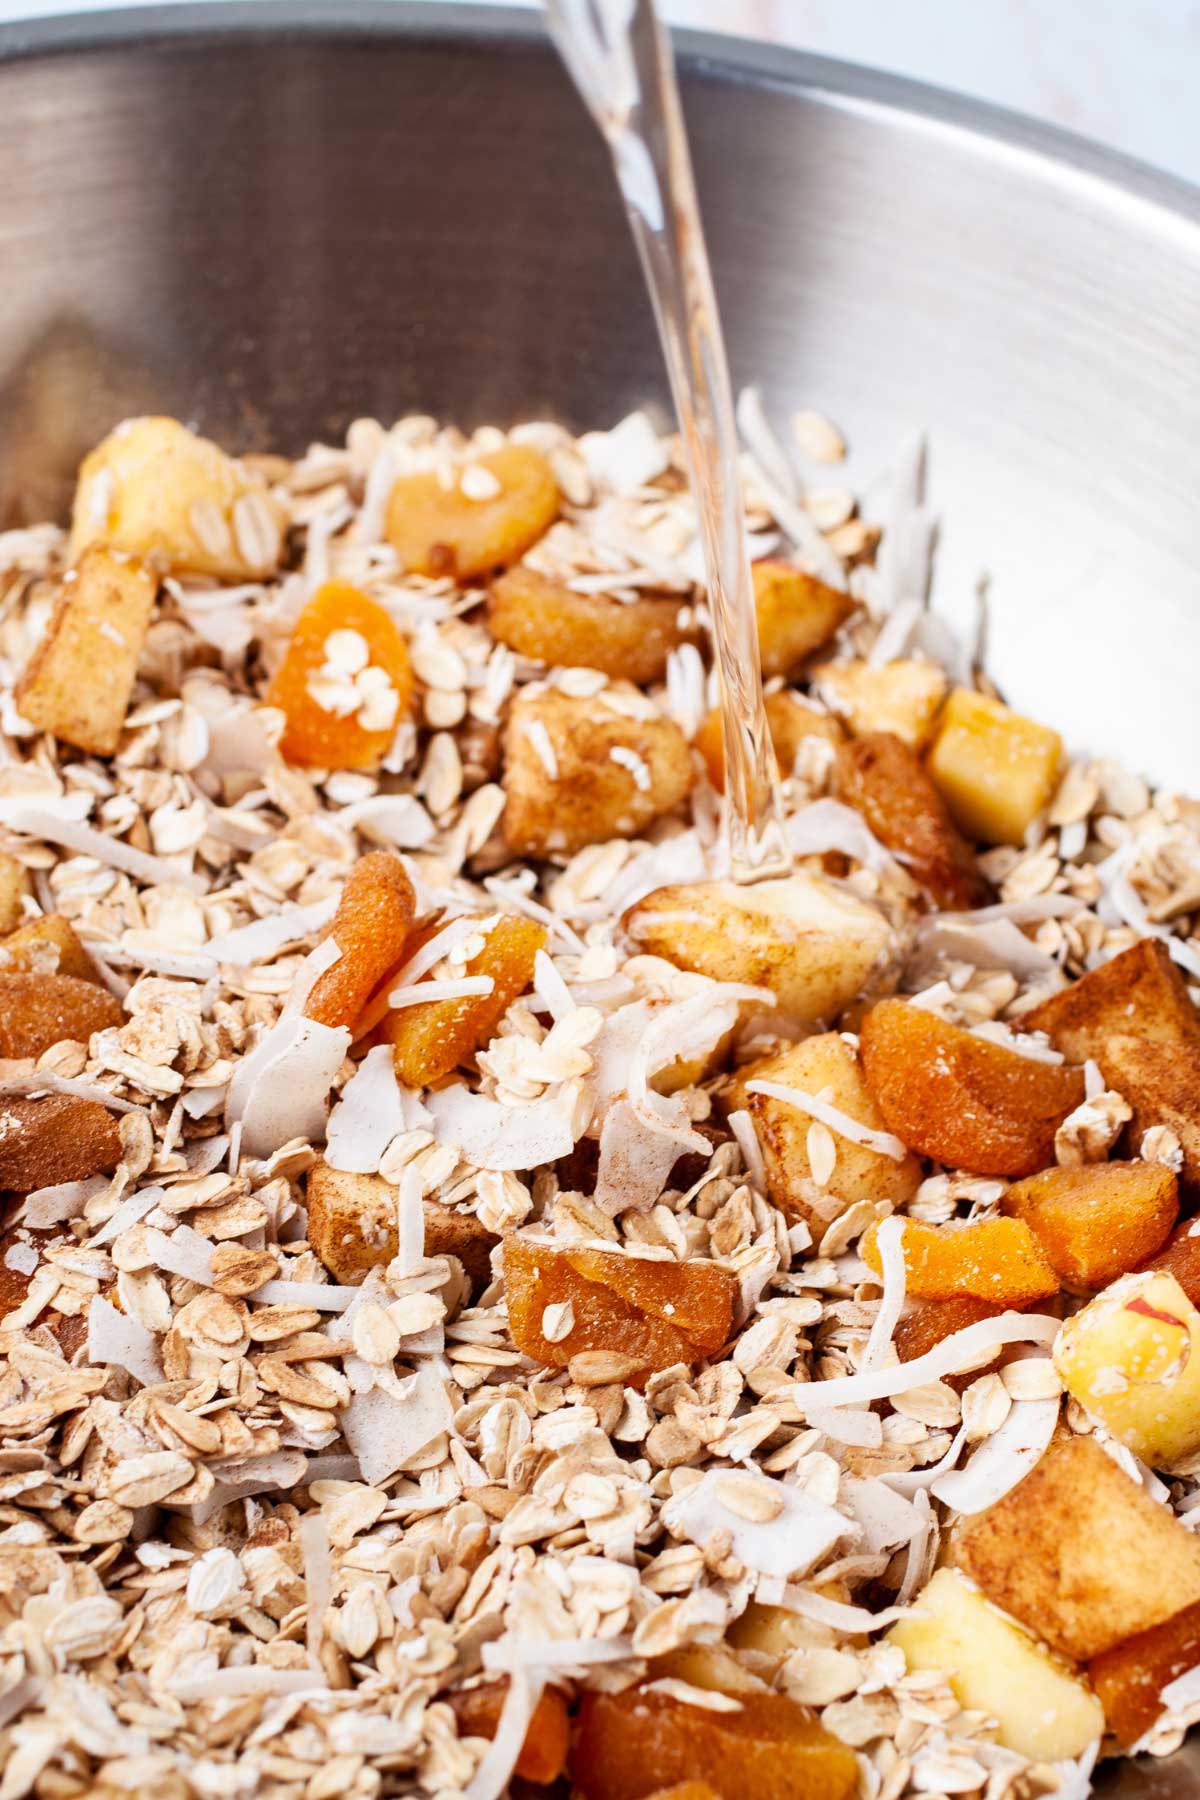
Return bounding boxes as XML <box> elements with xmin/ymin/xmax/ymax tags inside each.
<box><xmin>0</xmin><ymin>973</ymin><xmax>123</xmax><ymax>1060</ymax></box>
<box><xmin>488</xmin><ymin>564</ymin><xmax>699</xmax><ymax>684</ymax></box>
<box><xmin>1139</xmin><ymin>1221</ymin><xmax>1200</xmax><ymax>1305</ymax></box>
<box><xmin>571</xmin><ymin>1686</ymin><xmax>858</xmax><ymax>1800</ymax></box>
<box><xmin>1089</xmin><ymin>1598</ymin><xmax>1200</xmax><ymax>1750</ymax></box>
<box><xmin>695</xmin><ymin>691</ymin><xmax>843</xmax><ymax>792</ymax></box>
<box><xmin>266</xmin><ymin>581</ymin><xmax>413</xmax><ymax>771</ymax></box>
<box><xmin>0</xmin><ymin>1095</ymin><xmax>122</xmax><ymax>1192</ymax></box>
<box><xmin>833</xmin><ymin>732</ymin><xmax>986</xmax><ymax>911</ymax></box>
<box><xmin>752</xmin><ymin>559</ymin><xmax>853</xmax><ymax>678</ymax></box>
<box><xmin>893</xmin><ymin>1295</ymin><xmax>1005</xmax><ymax>1391</ymax></box>
<box><xmin>386</xmin><ymin>445</ymin><xmax>559</xmax><ymax>579</ymax></box>
<box><xmin>446</xmin><ymin>1679</ymin><xmax>569</xmax><ymax>1783</ymax></box>
<box><xmin>389</xmin><ymin>915</ymin><xmax>545</xmax><ymax>1087</ymax></box>
<box><xmin>1001</xmin><ymin>1160</ymin><xmax>1178</xmax><ymax>1294</ymax></box>
<box><xmin>0</xmin><ymin>915</ymin><xmax>99</xmax><ymax>984</ymax></box>
<box><xmin>504</xmin><ymin>1235</ymin><xmax>737</xmax><ymax>1380</ymax></box>
<box><xmin>303</xmin><ymin>853</ymin><xmax>416</xmax><ymax>1031</ymax></box>
<box><xmin>859</xmin><ymin>998</ymin><xmax>1085</xmax><ymax>1177</ymax></box>
<box><xmin>643</xmin><ymin>1788</ymin><xmax>721</xmax><ymax>1800</ymax></box>
<box><xmin>861</xmin><ymin>1217</ymin><xmax>1059</xmax><ymax>1306</ymax></box>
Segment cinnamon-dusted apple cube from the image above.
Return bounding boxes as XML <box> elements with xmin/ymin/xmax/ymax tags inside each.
<box><xmin>1053</xmin><ymin>1270</ymin><xmax>1200</xmax><ymax>1467</ymax></box>
<box><xmin>731</xmin><ymin>1033</ymin><xmax>921</xmax><ymax>1228</ymax></box>
<box><xmin>571</xmin><ymin>1687</ymin><xmax>857</xmax><ymax>1800</ymax></box>
<box><xmin>927</xmin><ymin>687</ymin><xmax>1064</xmax><ymax>846</ymax></box>
<box><xmin>0</xmin><ymin>1095</ymin><xmax>122</xmax><ymax>1192</ymax></box>
<box><xmin>1024</xmin><ymin>940</ymin><xmax>1200</xmax><ymax>1066</ymax></box>
<box><xmin>624</xmin><ymin>873</ymin><xmax>893</xmax><ymax>1025</ymax></box>
<box><xmin>504</xmin><ymin>687</ymin><xmax>692</xmax><ymax>857</ymax></box>
<box><xmin>0</xmin><ymin>973</ymin><xmax>123</xmax><ymax>1060</ymax></box>
<box><xmin>503</xmin><ymin>1235</ymin><xmax>737</xmax><ymax>1380</ymax></box>
<box><xmin>303</xmin><ymin>853</ymin><xmax>416</xmax><ymax>1032</ymax></box>
<box><xmin>861</xmin><ymin>1217</ymin><xmax>1059</xmax><ymax>1307</ymax></box>
<box><xmin>0</xmin><ymin>855</ymin><xmax>31</xmax><ymax>936</ymax></box>
<box><xmin>307</xmin><ymin>1163</ymin><xmax>498</xmax><ymax>1289</ymax></box>
<box><xmin>751</xmin><ymin>559</ymin><xmax>853</xmax><ymax>677</ymax></box>
<box><xmin>954</xmin><ymin>1435</ymin><xmax>1200</xmax><ymax>1660</ymax></box>
<box><xmin>488</xmin><ymin>564</ymin><xmax>698</xmax><ymax>683</ymax></box>
<box><xmin>1001</xmin><ymin>1162</ymin><xmax>1178</xmax><ymax>1294</ymax></box>
<box><xmin>69</xmin><ymin>416</ymin><xmax>285</xmax><ymax>580</ymax></box>
<box><xmin>694</xmin><ymin>692</ymin><xmax>843</xmax><ymax>792</ymax></box>
<box><xmin>1090</xmin><ymin>1598</ymin><xmax>1200</xmax><ymax>1750</ymax></box>
<box><xmin>447</xmin><ymin>1680</ymin><xmax>569</xmax><ymax>1783</ymax></box>
<box><xmin>1102</xmin><ymin>1034</ymin><xmax>1200</xmax><ymax>1190</ymax></box>
<box><xmin>267</xmin><ymin>582</ymin><xmax>414</xmax><ymax>772</ymax></box>
<box><xmin>388</xmin><ymin>915</ymin><xmax>545</xmax><ymax>1087</ymax></box>
<box><xmin>833</xmin><ymin>731</ymin><xmax>987</xmax><ymax>910</ymax></box>
<box><xmin>859</xmin><ymin>999</ymin><xmax>1084</xmax><ymax>1177</ymax></box>
<box><xmin>0</xmin><ymin>915</ymin><xmax>99</xmax><ymax>984</ymax></box>
<box><xmin>813</xmin><ymin>657</ymin><xmax>946</xmax><ymax>751</ymax></box>
<box><xmin>1139</xmin><ymin>1221</ymin><xmax>1200</xmax><ymax>1306</ymax></box>
<box><xmin>16</xmin><ymin>547</ymin><xmax>157</xmax><ymax>757</ymax></box>
<box><xmin>386</xmin><ymin>444</ymin><xmax>559</xmax><ymax>579</ymax></box>
<box><xmin>889</xmin><ymin>1569</ymin><xmax>1105</xmax><ymax>1762</ymax></box>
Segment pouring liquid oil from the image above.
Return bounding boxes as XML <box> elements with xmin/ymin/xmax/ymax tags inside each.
<box><xmin>546</xmin><ymin>0</ymin><xmax>792</xmax><ymax>883</ymax></box>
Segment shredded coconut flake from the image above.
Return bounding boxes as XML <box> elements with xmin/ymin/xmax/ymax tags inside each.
<box><xmin>745</xmin><ymin>1079</ymin><xmax>908</xmax><ymax>1161</ymax></box>
<box><xmin>791</xmin><ymin>1313</ymin><xmax>1060</xmax><ymax>1412</ymax></box>
<box><xmin>931</xmin><ymin>1396</ymin><xmax>1060</xmax><ymax>1514</ymax></box>
<box><xmin>425</xmin><ymin>1084</ymin><xmax>576</xmax><ymax>1171</ymax></box>
<box><xmin>0</xmin><ymin>805</ymin><xmax>206</xmax><ymax>893</ymax></box>
<box><xmin>326</xmin><ymin>1044</ymin><xmax>411</xmax><ymax>1173</ymax></box>
<box><xmin>663</xmin><ymin>1467</ymin><xmax>852</xmax><ymax>1579</ymax></box>
<box><xmin>87</xmin><ymin>1295</ymin><xmax>162</xmax><ymax>1386</ymax></box>
<box><xmin>226</xmin><ymin>1014</ymin><xmax>351</xmax><ymax>1158</ymax></box>
<box><xmin>859</xmin><ymin>1215</ymin><xmax>906</xmax><ymax>1374</ymax></box>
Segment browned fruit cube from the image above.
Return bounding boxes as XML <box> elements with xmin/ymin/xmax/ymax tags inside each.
<box><xmin>0</xmin><ymin>1095</ymin><xmax>122</xmax><ymax>1192</ymax></box>
<box><xmin>833</xmin><ymin>731</ymin><xmax>987</xmax><ymax>910</ymax></box>
<box><xmin>694</xmin><ymin>691</ymin><xmax>843</xmax><ymax>792</ymax></box>
<box><xmin>0</xmin><ymin>915</ymin><xmax>99</xmax><ymax>984</ymax></box>
<box><xmin>1001</xmin><ymin>1161</ymin><xmax>1178</xmax><ymax>1293</ymax></box>
<box><xmin>0</xmin><ymin>855</ymin><xmax>31</xmax><ymax>935</ymax></box>
<box><xmin>751</xmin><ymin>559</ymin><xmax>853</xmax><ymax>678</ymax></box>
<box><xmin>1089</xmin><ymin>1599</ymin><xmax>1200</xmax><ymax>1749</ymax></box>
<box><xmin>1138</xmin><ymin>1221</ymin><xmax>1200</xmax><ymax>1305</ymax></box>
<box><xmin>1024</xmin><ymin>939</ymin><xmax>1200</xmax><ymax>1065</ymax></box>
<box><xmin>861</xmin><ymin>1217</ymin><xmax>1059</xmax><ymax>1306</ymax></box>
<box><xmin>303</xmin><ymin>853</ymin><xmax>416</xmax><ymax>1031</ymax></box>
<box><xmin>307</xmin><ymin>1163</ymin><xmax>497</xmax><ymax>1290</ymax></box>
<box><xmin>859</xmin><ymin>998</ymin><xmax>1085</xmax><ymax>1177</ymax></box>
<box><xmin>488</xmin><ymin>564</ymin><xmax>699</xmax><ymax>684</ymax></box>
<box><xmin>388</xmin><ymin>915</ymin><xmax>545</xmax><ymax>1087</ymax></box>
<box><xmin>571</xmin><ymin>1687</ymin><xmax>858</xmax><ymax>1800</ymax></box>
<box><xmin>1103</xmin><ymin>1035</ymin><xmax>1200</xmax><ymax>1190</ymax></box>
<box><xmin>814</xmin><ymin>657</ymin><xmax>946</xmax><ymax>751</ymax></box>
<box><xmin>386</xmin><ymin>445</ymin><xmax>559</xmax><ymax>579</ymax></box>
<box><xmin>16</xmin><ymin>547</ymin><xmax>157</xmax><ymax>756</ymax></box>
<box><xmin>954</xmin><ymin>1436</ymin><xmax>1200</xmax><ymax>1661</ymax></box>
<box><xmin>447</xmin><ymin>1680</ymin><xmax>569</xmax><ymax>1783</ymax></box>
<box><xmin>927</xmin><ymin>687</ymin><xmax>1063</xmax><ymax>846</ymax></box>
<box><xmin>0</xmin><ymin>973</ymin><xmax>123</xmax><ymax>1060</ymax></box>
<box><xmin>504</xmin><ymin>1235</ymin><xmax>737</xmax><ymax>1381</ymax></box>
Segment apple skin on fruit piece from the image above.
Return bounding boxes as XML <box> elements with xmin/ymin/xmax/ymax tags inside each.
<box><xmin>1053</xmin><ymin>1269</ymin><xmax>1200</xmax><ymax>1468</ymax></box>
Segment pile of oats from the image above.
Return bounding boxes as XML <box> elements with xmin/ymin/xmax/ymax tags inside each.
<box><xmin>0</xmin><ymin>400</ymin><xmax>1196</xmax><ymax>1800</ymax></box>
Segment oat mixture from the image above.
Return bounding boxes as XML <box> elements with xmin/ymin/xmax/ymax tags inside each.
<box><xmin>0</xmin><ymin>401</ymin><xmax>1198</xmax><ymax>1800</ymax></box>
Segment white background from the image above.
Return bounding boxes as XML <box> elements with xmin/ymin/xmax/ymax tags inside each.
<box><xmin>2</xmin><ymin>0</ymin><xmax>1198</xmax><ymax>185</ymax></box>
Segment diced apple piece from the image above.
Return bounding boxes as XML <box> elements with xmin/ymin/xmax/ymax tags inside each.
<box><xmin>889</xmin><ymin>1568</ymin><xmax>1104</xmax><ymax>1762</ymax></box>
<box><xmin>504</xmin><ymin>687</ymin><xmax>692</xmax><ymax>857</ymax></box>
<box><xmin>1053</xmin><ymin>1270</ymin><xmax>1200</xmax><ymax>1467</ymax></box>
<box><xmin>1089</xmin><ymin>1598</ymin><xmax>1200</xmax><ymax>1750</ymax></box>
<box><xmin>861</xmin><ymin>1217</ymin><xmax>1058</xmax><ymax>1306</ymax></box>
<box><xmin>0</xmin><ymin>973</ymin><xmax>123</xmax><ymax>1060</ymax></box>
<box><xmin>927</xmin><ymin>687</ymin><xmax>1063</xmax><ymax>847</ymax></box>
<box><xmin>833</xmin><ymin>731</ymin><xmax>986</xmax><ymax>910</ymax></box>
<box><xmin>69</xmin><ymin>416</ymin><xmax>284</xmax><ymax>580</ymax></box>
<box><xmin>571</xmin><ymin>1687</ymin><xmax>858</xmax><ymax>1800</ymax></box>
<box><xmin>488</xmin><ymin>564</ymin><xmax>698</xmax><ymax>683</ymax></box>
<box><xmin>1001</xmin><ymin>1162</ymin><xmax>1178</xmax><ymax>1294</ymax></box>
<box><xmin>1024</xmin><ymin>940</ymin><xmax>1200</xmax><ymax>1066</ymax></box>
<box><xmin>954</xmin><ymin>1435</ymin><xmax>1200</xmax><ymax>1660</ymax></box>
<box><xmin>447</xmin><ymin>1680</ymin><xmax>570</xmax><ymax>1783</ymax></box>
<box><xmin>0</xmin><ymin>1095</ymin><xmax>122</xmax><ymax>1192</ymax></box>
<box><xmin>859</xmin><ymin>999</ymin><xmax>1084</xmax><ymax>1177</ymax></box>
<box><xmin>751</xmin><ymin>560</ymin><xmax>853</xmax><ymax>678</ymax></box>
<box><xmin>695</xmin><ymin>692</ymin><xmax>843</xmax><ymax>792</ymax></box>
<box><xmin>0</xmin><ymin>916</ymin><xmax>99</xmax><ymax>984</ymax></box>
<box><xmin>266</xmin><ymin>582</ymin><xmax>414</xmax><ymax>773</ymax></box>
<box><xmin>0</xmin><ymin>855</ymin><xmax>31</xmax><ymax>936</ymax></box>
<box><xmin>813</xmin><ymin>658</ymin><xmax>946</xmax><ymax>751</ymax></box>
<box><xmin>1138</xmin><ymin>1222</ymin><xmax>1200</xmax><ymax>1306</ymax></box>
<box><xmin>731</xmin><ymin>1033</ymin><xmax>921</xmax><ymax>1228</ymax></box>
<box><xmin>386</xmin><ymin>444</ymin><xmax>558</xmax><ymax>579</ymax></box>
<box><xmin>503</xmin><ymin>1235</ymin><xmax>737</xmax><ymax>1380</ymax></box>
<box><xmin>307</xmin><ymin>1163</ymin><xmax>498</xmax><ymax>1290</ymax></box>
<box><xmin>388</xmin><ymin>915</ymin><xmax>544</xmax><ymax>1087</ymax></box>
<box><xmin>303</xmin><ymin>853</ymin><xmax>416</xmax><ymax>1032</ymax></box>
<box><xmin>624</xmin><ymin>874</ymin><xmax>893</xmax><ymax>1026</ymax></box>
<box><xmin>647</xmin><ymin>1646</ymin><xmax>765</xmax><ymax>1697</ymax></box>
<box><xmin>16</xmin><ymin>547</ymin><xmax>157</xmax><ymax>757</ymax></box>
<box><xmin>1103</xmin><ymin>1034</ymin><xmax>1200</xmax><ymax>1191</ymax></box>
<box><xmin>727</xmin><ymin>1602</ymin><xmax>831</xmax><ymax>1661</ymax></box>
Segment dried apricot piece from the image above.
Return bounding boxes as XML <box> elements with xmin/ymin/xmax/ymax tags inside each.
<box><xmin>488</xmin><ymin>564</ymin><xmax>698</xmax><ymax>683</ymax></box>
<box><xmin>0</xmin><ymin>915</ymin><xmax>99</xmax><ymax>984</ymax></box>
<box><xmin>504</xmin><ymin>1235</ymin><xmax>737</xmax><ymax>1381</ymax></box>
<box><xmin>927</xmin><ymin>687</ymin><xmax>1063</xmax><ymax>846</ymax></box>
<box><xmin>0</xmin><ymin>1096</ymin><xmax>122</xmax><ymax>1192</ymax></box>
<box><xmin>751</xmin><ymin>559</ymin><xmax>853</xmax><ymax>677</ymax></box>
<box><xmin>833</xmin><ymin>732</ymin><xmax>986</xmax><ymax>910</ymax></box>
<box><xmin>0</xmin><ymin>855</ymin><xmax>30</xmax><ymax>935</ymax></box>
<box><xmin>571</xmin><ymin>1686</ymin><xmax>858</xmax><ymax>1800</ymax></box>
<box><xmin>386</xmin><ymin>445</ymin><xmax>558</xmax><ymax>579</ymax></box>
<box><xmin>446</xmin><ymin>1680</ymin><xmax>569</xmax><ymax>1783</ymax></box>
<box><xmin>695</xmin><ymin>691</ymin><xmax>842</xmax><ymax>792</ymax></box>
<box><xmin>0</xmin><ymin>973</ymin><xmax>123</xmax><ymax>1060</ymax></box>
<box><xmin>858</xmin><ymin>999</ymin><xmax>1084</xmax><ymax>1177</ymax></box>
<box><xmin>266</xmin><ymin>582</ymin><xmax>413</xmax><ymax>771</ymax></box>
<box><xmin>861</xmin><ymin>1217</ymin><xmax>1059</xmax><ymax>1306</ymax></box>
<box><xmin>303</xmin><ymin>853</ymin><xmax>416</xmax><ymax>1031</ymax></box>
<box><xmin>389</xmin><ymin>916</ymin><xmax>545</xmax><ymax>1087</ymax></box>
<box><xmin>1090</xmin><ymin>1598</ymin><xmax>1200</xmax><ymax>1749</ymax></box>
<box><xmin>1001</xmin><ymin>1161</ymin><xmax>1178</xmax><ymax>1294</ymax></box>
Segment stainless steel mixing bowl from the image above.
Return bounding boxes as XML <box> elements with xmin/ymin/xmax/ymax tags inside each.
<box><xmin>0</xmin><ymin>6</ymin><xmax>1198</xmax><ymax>1788</ymax></box>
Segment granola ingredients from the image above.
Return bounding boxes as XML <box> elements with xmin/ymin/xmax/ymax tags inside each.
<box><xmin>1053</xmin><ymin>1270</ymin><xmax>1200</xmax><ymax>1467</ymax></box>
<box><xmin>750</xmin><ymin>559</ymin><xmax>853</xmax><ymax>677</ymax></box>
<box><xmin>694</xmin><ymin>691</ymin><xmax>843</xmax><ymax>792</ymax></box>
<box><xmin>0</xmin><ymin>914</ymin><xmax>100</xmax><ymax>983</ymax></box>
<box><xmin>303</xmin><ymin>852</ymin><xmax>417</xmax><ymax>1031</ymax></box>
<box><xmin>0</xmin><ymin>1095</ymin><xmax>122</xmax><ymax>1191</ymax></box>
<box><xmin>386</xmin><ymin>444</ymin><xmax>559</xmax><ymax>578</ymax></box>
<box><xmin>1089</xmin><ymin>1599</ymin><xmax>1200</xmax><ymax>1749</ymax></box>
<box><xmin>267</xmin><ymin>580</ymin><xmax>414</xmax><ymax>771</ymax></box>
<box><xmin>306</xmin><ymin>1162</ymin><xmax>497</xmax><ymax>1289</ymax></box>
<box><xmin>0</xmin><ymin>972</ymin><xmax>124</xmax><ymax>1059</ymax></box>
<box><xmin>813</xmin><ymin>657</ymin><xmax>946</xmax><ymax>750</ymax></box>
<box><xmin>446</xmin><ymin>1680</ymin><xmax>570</xmax><ymax>1782</ymax></box>
<box><xmin>1001</xmin><ymin>1161</ymin><xmax>1178</xmax><ymax>1294</ymax></box>
<box><xmin>15</xmin><ymin>546</ymin><xmax>157</xmax><ymax>756</ymax></box>
<box><xmin>488</xmin><ymin>564</ymin><xmax>699</xmax><ymax>682</ymax></box>
<box><xmin>388</xmin><ymin>915</ymin><xmax>545</xmax><ymax>1087</ymax></box>
<box><xmin>833</xmin><ymin>731</ymin><xmax>986</xmax><ymax>910</ymax></box>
